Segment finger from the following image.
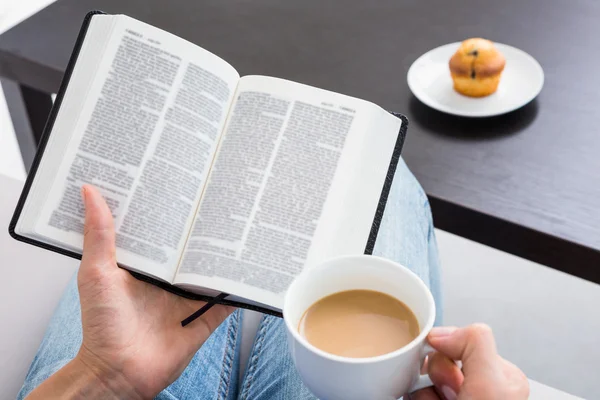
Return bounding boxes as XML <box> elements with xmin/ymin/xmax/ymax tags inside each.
<box><xmin>500</xmin><ymin>357</ymin><xmax>530</xmax><ymax>396</ymax></box>
<box><xmin>81</xmin><ymin>185</ymin><xmax>117</xmax><ymax>271</ymax></box>
<box><xmin>427</xmin><ymin>352</ymin><xmax>463</xmax><ymax>399</ymax></box>
<box><xmin>408</xmin><ymin>387</ymin><xmax>441</xmax><ymax>400</ymax></box>
<box><xmin>428</xmin><ymin>324</ymin><xmax>499</xmax><ymax>378</ymax></box>
<box><xmin>501</xmin><ymin>357</ymin><xmax>523</xmax><ymax>377</ymax></box>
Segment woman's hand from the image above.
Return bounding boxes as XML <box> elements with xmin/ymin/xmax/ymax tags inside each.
<box><xmin>27</xmin><ymin>185</ymin><xmax>235</xmax><ymax>399</ymax></box>
<box><xmin>410</xmin><ymin>324</ymin><xmax>529</xmax><ymax>400</ymax></box>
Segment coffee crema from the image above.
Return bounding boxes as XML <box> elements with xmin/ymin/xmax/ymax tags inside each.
<box><xmin>298</xmin><ymin>289</ymin><xmax>419</xmax><ymax>358</ymax></box>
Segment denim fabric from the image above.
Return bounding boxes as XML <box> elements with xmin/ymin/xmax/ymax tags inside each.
<box><xmin>18</xmin><ymin>158</ymin><xmax>441</xmax><ymax>399</ymax></box>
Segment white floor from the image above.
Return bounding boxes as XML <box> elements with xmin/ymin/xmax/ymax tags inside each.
<box><xmin>438</xmin><ymin>230</ymin><xmax>599</xmax><ymax>399</ymax></box>
<box><xmin>1</xmin><ymin>2</ymin><xmax>599</xmax><ymax>399</ymax></box>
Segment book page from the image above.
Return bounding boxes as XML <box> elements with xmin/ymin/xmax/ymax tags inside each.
<box><xmin>32</xmin><ymin>15</ymin><xmax>239</xmax><ymax>282</ymax></box>
<box><xmin>175</xmin><ymin>76</ymin><xmax>401</xmax><ymax>308</ymax></box>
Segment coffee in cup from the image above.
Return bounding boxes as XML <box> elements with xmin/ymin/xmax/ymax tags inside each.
<box><xmin>298</xmin><ymin>289</ymin><xmax>419</xmax><ymax>358</ymax></box>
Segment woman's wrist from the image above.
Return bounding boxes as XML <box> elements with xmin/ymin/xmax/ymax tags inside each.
<box><xmin>25</xmin><ymin>352</ymin><xmax>139</xmax><ymax>399</ymax></box>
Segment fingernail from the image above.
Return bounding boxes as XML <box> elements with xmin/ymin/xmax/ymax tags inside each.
<box><xmin>441</xmin><ymin>385</ymin><xmax>457</xmax><ymax>400</ymax></box>
<box><xmin>429</xmin><ymin>327</ymin><xmax>457</xmax><ymax>338</ymax></box>
<box><xmin>81</xmin><ymin>186</ymin><xmax>87</xmax><ymax>201</ymax></box>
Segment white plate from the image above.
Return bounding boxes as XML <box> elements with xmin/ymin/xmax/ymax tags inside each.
<box><xmin>407</xmin><ymin>42</ymin><xmax>544</xmax><ymax>117</ymax></box>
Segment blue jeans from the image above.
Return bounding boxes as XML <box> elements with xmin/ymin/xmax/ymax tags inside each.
<box><xmin>18</xmin><ymin>159</ymin><xmax>442</xmax><ymax>399</ymax></box>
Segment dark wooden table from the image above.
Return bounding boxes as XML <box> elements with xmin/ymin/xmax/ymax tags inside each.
<box><xmin>1</xmin><ymin>0</ymin><xmax>599</xmax><ymax>282</ymax></box>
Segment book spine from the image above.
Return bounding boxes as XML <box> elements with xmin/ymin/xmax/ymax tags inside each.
<box><xmin>363</xmin><ymin>113</ymin><xmax>409</xmax><ymax>254</ymax></box>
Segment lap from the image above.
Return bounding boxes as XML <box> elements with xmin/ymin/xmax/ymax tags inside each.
<box><xmin>18</xmin><ymin>158</ymin><xmax>440</xmax><ymax>400</ymax></box>
<box><xmin>373</xmin><ymin>159</ymin><xmax>442</xmax><ymax>323</ymax></box>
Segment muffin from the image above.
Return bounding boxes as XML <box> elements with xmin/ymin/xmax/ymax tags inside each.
<box><xmin>449</xmin><ymin>38</ymin><xmax>506</xmax><ymax>97</ymax></box>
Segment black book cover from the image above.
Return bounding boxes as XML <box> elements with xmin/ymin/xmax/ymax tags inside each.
<box><xmin>8</xmin><ymin>11</ymin><xmax>409</xmax><ymax>318</ymax></box>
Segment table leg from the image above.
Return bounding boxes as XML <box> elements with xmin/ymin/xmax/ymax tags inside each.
<box><xmin>1</xmin><ymin>79</ymin><xmax>53</xmax><ymax>173</ymax></box>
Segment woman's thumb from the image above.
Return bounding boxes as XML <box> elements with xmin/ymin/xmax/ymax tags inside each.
<box><xmin>428</xmin><ymin>324</ymin><xmax>500</xmax><ymax>379</ymax></box>
<box><xmin>80</xmin><ymin>185</ymin><xmax>117</xmax><ymax>271</ymax></box>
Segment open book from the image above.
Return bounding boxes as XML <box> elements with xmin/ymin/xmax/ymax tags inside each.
<box><xmin>10</xmin><ymin>12</ymin><xmax>408</xmax><ymax>315</ymax></box>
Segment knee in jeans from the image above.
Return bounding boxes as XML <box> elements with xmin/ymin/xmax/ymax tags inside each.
<box><xmin>397</xmin><ymin>160</ymin><xmax>431</xmax><ymax>218</ymax></box>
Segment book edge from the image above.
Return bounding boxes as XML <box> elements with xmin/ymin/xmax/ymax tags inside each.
<box><xmin>9</xmin><ymin>10</ymin><xmax>106</xmax><ymax>247</ymax></box>
<box><xmin>129</xmin><ymin>271</ymin><xmax>284</xmax><ymax>317</ymax></box>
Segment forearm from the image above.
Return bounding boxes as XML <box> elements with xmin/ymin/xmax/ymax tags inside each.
<box><xmin>26</xmin><ymin>356</ymin><xmax>137</xmax><ymax>400</ymax></box>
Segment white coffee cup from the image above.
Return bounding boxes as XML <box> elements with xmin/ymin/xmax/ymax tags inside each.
<box><xmin>283</xmin><ymin>255</ymin><xmax>436</xmax><ymax>400</ymax></box>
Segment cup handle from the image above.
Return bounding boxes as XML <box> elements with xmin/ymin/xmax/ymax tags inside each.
<box><xmin>410</xmin><ymin>374</ymin><xmax>434</xmax><ymax>392</ymax></box>
<box><xmin>408</xmin><ymin>344</ymin><xmax>435</xmax><ymax>393</ymax></box>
